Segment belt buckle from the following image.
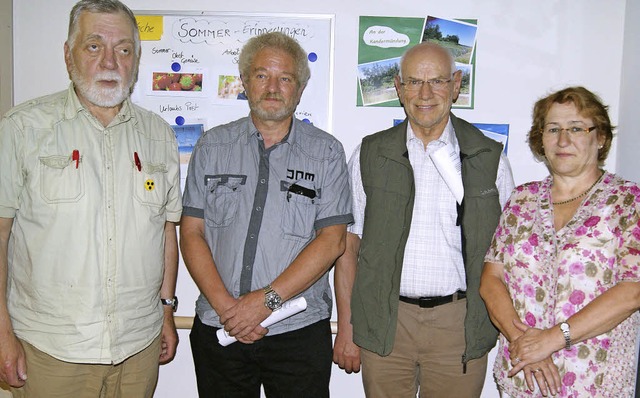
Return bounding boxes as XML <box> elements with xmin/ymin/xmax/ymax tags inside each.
<box><xmin>419</xmin><ymin>299</ymin><xmax>437</xmax><ymax>308</ymax></box>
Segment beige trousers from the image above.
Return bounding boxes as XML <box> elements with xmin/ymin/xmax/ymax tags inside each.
<box><xmin>11</xmin><ymin>334</ymin><xmax>161</xmax><ymax>398</ymax></box>
<box><xmin>361</xmin><ymin>299</ymin><xmax>488</xmax><ymax>398</ymax></box>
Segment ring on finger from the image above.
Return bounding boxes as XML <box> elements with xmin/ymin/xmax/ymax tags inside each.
<box><xmin>513</xmin><ymin>357</ymin><xmax>521</xmax><ymax>365</ymax></box>
<box><xmin>532</xmin><ymin>368</ymin><xmax>541</xmax><ymax>373</ymax></box>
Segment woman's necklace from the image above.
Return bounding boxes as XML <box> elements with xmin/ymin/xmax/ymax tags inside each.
<box><xmin>552</xmin><ymin>171</ymin><xmax>605</xmax><ymax>206</ymax></box>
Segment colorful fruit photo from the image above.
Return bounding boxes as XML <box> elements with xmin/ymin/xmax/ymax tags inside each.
<box><xmin>152</xmin><ymin>72</ymin><xmax>203</xmax><ymax>92</ymax></box>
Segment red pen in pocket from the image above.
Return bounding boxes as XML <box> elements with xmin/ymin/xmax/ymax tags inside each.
<box><xmin>72</xmin><ymin>149</ymin><xmax>80</xmax><ymax>169</ymax></box>
<box><xmin>134</xmin><ymin>151</ymin><xmax>142</xmax><ymax>171</ymax></box>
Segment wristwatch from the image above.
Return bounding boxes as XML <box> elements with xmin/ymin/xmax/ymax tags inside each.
<box><xmin>263</xmin><ymin>285</ymin><xmax>283</xmax><ymax>311</ymax></box>
<box><xmin>559</xmin><ymin>322</ymin><xmax>571</xmax><ymax>350</ymax></box>
<box><xmin>161</xmin><ymin>296</ymin><xmax>178</xmax><ymax>312</ymax></box>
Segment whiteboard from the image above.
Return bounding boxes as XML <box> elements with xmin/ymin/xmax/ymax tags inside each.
<box><xmin>131</xmin><ymin>11</ymin><xmax>335</xmax><ymax>134</ymax></box>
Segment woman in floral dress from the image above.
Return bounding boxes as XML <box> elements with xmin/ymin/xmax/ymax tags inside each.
<box><xmin>480</xmin><ymin>86</ymin><xmax>640</xmax><ymax>397</ymax></box>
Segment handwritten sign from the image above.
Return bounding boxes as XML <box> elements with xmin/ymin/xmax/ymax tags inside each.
<box><xmin>136</xmin><ymin>15</ymin><xmax>163</xmax><ymax>41</ymax></box>
<box><xmin>131</xmin><ymin>12</ymin><xmax>334</xmax><ymax>138</ymax></box>
<box><xmin>363</xmin><ymin>25</ymin><xmax>409</xmax><ymax>48</ymax></box>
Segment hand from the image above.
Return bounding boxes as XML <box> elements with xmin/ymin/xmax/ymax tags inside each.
<box><xmin>518</xmin><ymin>357</ymin><xmax>561</xmax><ymax>397</ymax></box>
<box><xmin>508</xmin><ymin>319</ymin><xmax>560</xmax><ymax>376</ymax></box>
<box><xmin>159</xmin><ymin>310</ymin><xmax>178</xmax><ymax>364</ymax></box>
<box><xmin>219</xmin><ymin>290</ymin><xmax>270</xmax><ymax>343</ymax></box>
<box><xmin>0</xmin><ymin>330</ymin><xmax>27</xmax><ymax>387</ymax></box>
<box><xmin>333</xmin><ymin>327</ymin><xmax>361</xmax><ymax>373</ymax></box>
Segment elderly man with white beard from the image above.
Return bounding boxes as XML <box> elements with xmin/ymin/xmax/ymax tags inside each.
<box><xmin>0</xmin><ymin>1</ymin><xmax>182</xmax><ymax>397</ymax></box>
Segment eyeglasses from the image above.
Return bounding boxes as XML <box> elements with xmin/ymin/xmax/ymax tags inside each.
<box><xmin>400</xmin><ymin>78</ymin><xmax>452</xmax><ymax>91</ymax></box>
<box><xmin>542</xmin><ymin>126</ymin><xmax>597</xmax><ymax>136</ymax></box>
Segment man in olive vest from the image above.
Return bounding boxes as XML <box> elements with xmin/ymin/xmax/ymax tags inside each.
<box><xmin>333</xmin><ymin>42</ymin><xmax>514</xmax><ymax>397</ymax></box>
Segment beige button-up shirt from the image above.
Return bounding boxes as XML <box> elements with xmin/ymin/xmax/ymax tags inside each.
<box><xmin>0</xmin><ymin>85</ymin><xmax>182</xmax><ymax>364</ymax></box>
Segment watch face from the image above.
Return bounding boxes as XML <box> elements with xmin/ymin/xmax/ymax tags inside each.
<box><xmin>162</xmin><ymin>297</ymin><xmax>178</xmax><ymax>311</ymax></box>
<box><xmin>266</xmin><ymin>292</ymin><xmax>282</xmax><ymax>310</ymax></box>
<box><xmin>560</xmin><ymin>322</ymin><xmax>569</xmax><ymax>332</ymax></box>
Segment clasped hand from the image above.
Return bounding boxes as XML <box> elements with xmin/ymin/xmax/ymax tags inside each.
<box><xmin>219</xmin><ymin>290</ymin><xmax>270</xmax><ymax>344</ymax></box>
<box><xmin>508</xmin><ymin>320</ymin><xmax>562</xmax><ymax>397</ymax></box>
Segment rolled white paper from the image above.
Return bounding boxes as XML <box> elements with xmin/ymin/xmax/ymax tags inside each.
<box><xmin>216</xmin><ymin>297</ymin><xmax>308</xmax><ymax>346</ymax></box>
<box><xmin>430</xmin><ymin>143</ymin><xmax>464</xmax><ymax>204</ymax></box>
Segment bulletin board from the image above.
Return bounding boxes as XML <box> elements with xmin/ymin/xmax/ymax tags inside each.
<box><xmin>131</xmin><ymin>11</ymin><xmax>335</xmax><ymax>161</ymax></box>
<box><xmin>356</xmin><ymin>15</ymin><xmax>477</xmax><ymax>109</ymax></box>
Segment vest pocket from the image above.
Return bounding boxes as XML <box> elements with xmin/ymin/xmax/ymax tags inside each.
<box><xmin>39</xmin><ymin>155</ymin><xmax>84</xmax><ymax>203</ymax></box>
<box><xmin>204</xmin><ymin>175</ymin><xmax>245</xmax><ymax>227</ymax></box>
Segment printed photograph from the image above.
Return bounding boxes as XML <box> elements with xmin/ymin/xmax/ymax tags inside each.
<box><xmin>422</xmin><ymin>16</ymin><xmax>477</xmax><ymax>65</ymax></box>
<box><xmin>172</xmin><ymin>123</ymin><xmax>204</xmax><ymax>164</ymax></box>
<box><xmin>218</xmin><ymin>75</ymin><xmax>247</xmax><ymax>100</ymax></box>
<box><xmin>357</xmin><ymin>57</ymin><xmax>400</xmax><ymax>106</ymax></box>
<box><xmin>152</xmin><ymin>72</ymin><xmax>203</xmax><ymax>92</ymax></box>
<box><xmin>453</xmin><ymin>62</ymin><xmax>473</xmax><ymax>108</ymax></box>
<box><xmin>473</xmin><ymin>123</ymin><xmax>510</xmax><ymax>154</ymax></box>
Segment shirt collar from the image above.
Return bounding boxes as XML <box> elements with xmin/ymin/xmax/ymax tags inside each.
<box><xmin>405</xmin><ymin>117</ymin><xmax>458</xmax><ymax>149</ymax></box>
<box><xmin>64</xmin><ymin>83</ymin><xmax>134</xmax><ymax>127</ymax></box>
<box><xmin>245</xmin><ymin>116</ymin><xmax>296</xmax><ymax>146</ymax></box>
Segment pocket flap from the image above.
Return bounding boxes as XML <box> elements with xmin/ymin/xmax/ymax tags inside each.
<box><xmin>39</xmin><ymin>155</ymin><xmax>71</xmax><ymax>169</ymax></box>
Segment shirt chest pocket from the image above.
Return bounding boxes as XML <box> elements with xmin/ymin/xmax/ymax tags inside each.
<box><xmin>281</xmin><ymin>180</ymin><xmax>317</xmax><ymax>240</ymax></box>
<box><xmin>205</xmin><ymin>175</ymin><xmax>246</xmax><ymax>227</ymax></box>
<box><xmin>133</xmin><ymin>161</ymin><xmax>169</xmax><ymax>208</ymax></box>
<box><xmin>39</xmin><ymin>155</ymin><xmax>85</xmax><ymax>203</ymax></box>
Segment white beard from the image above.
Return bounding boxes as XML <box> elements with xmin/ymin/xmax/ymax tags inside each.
<box><xmin>69</xmin><ymin>62</ymin><xmax>133</xmax><ymax>108</ymax></box>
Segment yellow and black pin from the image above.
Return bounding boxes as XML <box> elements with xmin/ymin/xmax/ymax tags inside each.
<box><xmin>145</xmin><ymin>179</ymin><xmax>155</xmax><ymax>191</ymax></box>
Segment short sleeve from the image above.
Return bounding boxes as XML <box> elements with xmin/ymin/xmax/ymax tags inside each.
<box><xmin>0</xmin><ymin>116</ymin><xmax>24</xmax><ymax>218</ymax></box>
<box><xmin>346</xmin><ymin>144</ymin><xmax>365</xmax><ymax>236</ymax></box>
<box><xmin>181</xmin><ymin>138</ymin><xmax>209</xmax><ymax>219</ymax></box>
<box><xmin>313</xmin><ymin>139</ymin><xmax>354</xmax><ymax>230</ymax></box>
<box><xmin>496</xmin><ymin>153</ymin><xmax>515</xmax><ymax>209</ymax></box>
<box><xmin>162</xmin><ymin>123</ymin><xmax>183</xmax><ymax>223</ymax></box>
<box><xmin>615</xmin><ymin>195</ymin><xmax>640</xmax><ymax>282</ymax></box>
<box><xmin>484</xmin><ymin>191</ymin><xmax>518</xmax><ymax>265</ymax></box>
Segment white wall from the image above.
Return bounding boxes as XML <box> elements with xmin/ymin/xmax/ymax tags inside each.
<box><xmin>11</xmin><ymin>1</ymin><xmax>633</xmax><ymax>397</ymax></box>
<box><xmin>0</xmin><ymin>0</ymin><xmax>12</xmax><ymax>116</ymax></box>
<box><xmin>617</xmin><ymin>0</ymin><xmax>640</xmax><ymax>183</ymax></box>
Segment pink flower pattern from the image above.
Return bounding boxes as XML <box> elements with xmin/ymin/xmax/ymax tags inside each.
<box><xmin>485</xmin><ymin>172</ymin><xmax>640</xmax><ymax>397</ymax></box>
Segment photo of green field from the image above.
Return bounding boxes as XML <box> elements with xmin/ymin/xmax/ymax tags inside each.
<box><xmin>422</xmin><ymin>16</ymin><xmax>477</xmax><ymax>65</ymax></box>
<box><xmin>357</xmin><ymin>57</ymin><xmax>401</xmax><ymax>106</ymax></box>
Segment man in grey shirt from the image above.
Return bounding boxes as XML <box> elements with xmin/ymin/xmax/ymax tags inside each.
<box><xmin>180</xmin><ymin>32</ymin><xmax>353</xmax><ymax>397</ymax></box>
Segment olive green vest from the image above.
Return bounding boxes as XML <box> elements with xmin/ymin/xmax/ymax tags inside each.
<box><xmin>351</xmin><ymin>115</ymin><xmax>502</xmax><ymax>362</ymax></box>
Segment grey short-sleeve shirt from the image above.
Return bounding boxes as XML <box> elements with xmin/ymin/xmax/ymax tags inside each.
<box><xmin>182</xmin><ymin>116</ymin><xmax>353</xmax><ymax>334</ymax></box>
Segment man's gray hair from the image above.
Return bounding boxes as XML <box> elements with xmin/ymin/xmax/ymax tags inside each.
<box><xmin>239</xmin><ymin>32</ymin><xmax>310</xmax><ymax>87</ymax></box>
<box><xmin>67</xmin><ymin>0</ymin><xmax>140</xmax><ymax>57</ymax></box>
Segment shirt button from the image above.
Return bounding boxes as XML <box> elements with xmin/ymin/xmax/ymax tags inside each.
<box><xmin>260</xmin><ymin>179</ymin><xmax>266</xmax><ymax>184</ymax></box>
<box><xmin>256</xmin><ymin>207</ymin><xmax>262</xmax><ymax>212</ymax></box>
<box><xmin>249</xmin><ymin>234</ymin><xmax>255</xmax><ymax>239</ymax></box>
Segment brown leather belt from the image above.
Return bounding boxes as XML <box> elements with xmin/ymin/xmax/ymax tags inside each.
<box><xmin>399</xmin><ymin>291</ymin><xmax>466</xmax><ymax>308</ymax></box>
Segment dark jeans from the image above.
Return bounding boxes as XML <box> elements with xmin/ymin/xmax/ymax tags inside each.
<box><xmin>190</xmin><ymin>316</ymin><xmax>332</xmax><ymax>398</ymax></box>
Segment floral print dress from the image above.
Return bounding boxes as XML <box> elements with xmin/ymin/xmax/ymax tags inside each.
<box><xmin>485</xmin><ymin>172</ymin><xmax>640</xmax><ymax>397</ymax></box>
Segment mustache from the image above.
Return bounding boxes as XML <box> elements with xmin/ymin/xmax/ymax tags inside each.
<box><xmin>260</xmin><ymin>93</ymin><xmax>283</xmax><ymax>101</ymax></box>
<box><xmin>93</xmin><ymin>72</ymin><xmax>122</xmax><ymax>82</ymax></box>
